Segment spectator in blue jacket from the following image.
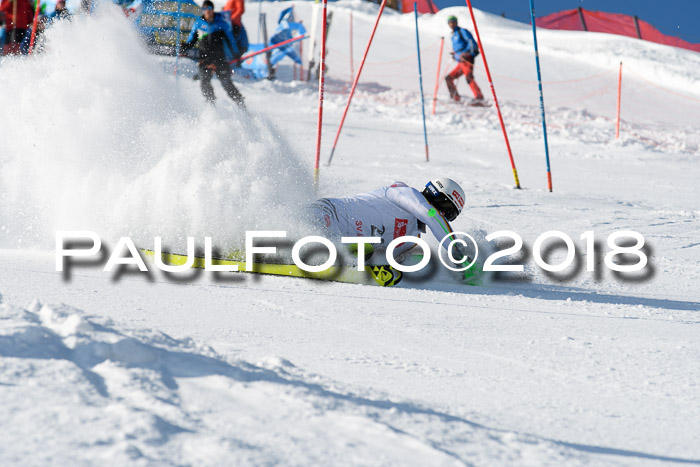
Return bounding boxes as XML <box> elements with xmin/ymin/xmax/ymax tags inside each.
<box><xmin>183</xmin><ymin>0</ymin><xmax>244</xmax><ymax>107</ymax></box>
<box><xmin>445</xmin><ymin>15</ymin><xmax>484</xmax><ymax>103</ymax></box>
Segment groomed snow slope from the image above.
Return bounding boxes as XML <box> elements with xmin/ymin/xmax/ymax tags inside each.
<box><xmin>0</xmin><ymin>1</ymin><xmax>699</xmax><ymax>465</ymax></box>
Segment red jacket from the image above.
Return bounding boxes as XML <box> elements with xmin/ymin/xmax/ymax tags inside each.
<box><xmin>222</xmin><ymin>0</ymin><xmax>244</xmax><ymax>27</ymax></box>
<box><xmin>0</xmin><ymin>0</ymin><xmax>34</xmax><ymax>30</ymax></box>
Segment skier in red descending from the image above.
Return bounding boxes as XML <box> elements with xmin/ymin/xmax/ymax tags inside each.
<box><xmin>445</xmin><ymin>15</ymin><xmax>484</xmax><ymax>105</ymax></box>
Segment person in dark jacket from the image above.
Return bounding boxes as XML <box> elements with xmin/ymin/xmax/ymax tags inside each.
<box><xmin>445</xmin><ymin>15</ymin><xmax>484</xmax><ymax>103</ymax></box>
<box><xmin>183</xmin><ymin>0</ymin><xmax>245</xmax><ymax>107</ymax></box>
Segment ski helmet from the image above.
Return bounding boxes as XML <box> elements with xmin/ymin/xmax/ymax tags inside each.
<box><xmin>447</xmin><ymin>15</ymin><xmax>458</xmax><ymax>24</ymax></box>
<box><xmin>422</xmin><ymin>178</ymin><xmax>465</xmax><ymax>222</ymax></box>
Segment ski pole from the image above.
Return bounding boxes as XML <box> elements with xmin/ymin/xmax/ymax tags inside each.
<box><xmin>414</xmin><ymin>3</ymin><xmax>429</xmax><ymax>162</ymax></box>
<box><xmin>528</xmin><ymin>0</ymin><xmax>552</xmax><ymax>192</ymax></box>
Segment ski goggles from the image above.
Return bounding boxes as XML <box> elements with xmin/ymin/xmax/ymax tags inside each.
<box><xmin>201</xmin><ymin>5</ymin><xmax>213</xmax><ymax>10</ymax></box>
<box><xmin>424</xmin><ymin>183</ymin><xmax>459</xmax><ymax>222</ymax></box>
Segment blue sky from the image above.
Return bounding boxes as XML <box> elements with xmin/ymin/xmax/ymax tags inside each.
<box><xmin>432</xmin><ymin>0</ymin><xmax>700</xmax><ymax>44</ymax></box>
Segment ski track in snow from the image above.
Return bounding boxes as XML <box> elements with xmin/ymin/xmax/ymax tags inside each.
<box><xmin>1</xmin><ymin>0</ymin><xmax>699</xmax><ymax>465</ymax></box>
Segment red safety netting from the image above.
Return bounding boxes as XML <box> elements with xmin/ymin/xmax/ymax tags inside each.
<box><xmin>401</xmin><ymin>0</ymin><xmax>437</xmax><ymax>15</ymax></box>
<box><xmin>535</xmin><ymin>8</ymin><xmax>700</xmax><ymax>53</ymax></box>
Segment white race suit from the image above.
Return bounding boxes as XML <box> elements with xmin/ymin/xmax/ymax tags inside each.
<box><xmin>306</xmin><ymin>182</ymin><xmax>457</xmax><ymax>257</ymax></box>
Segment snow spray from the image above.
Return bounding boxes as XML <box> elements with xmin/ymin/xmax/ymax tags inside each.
<box><xmin>0</xmin><ymin>6</ymin><xmax>314</xmax><ymax>251</ymax></box>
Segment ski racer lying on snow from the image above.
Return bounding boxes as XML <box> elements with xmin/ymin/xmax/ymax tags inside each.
<box><xmin>306</xmin><ymin>178</ymin><xmax>476</xmax><ymax>276</ymax></box>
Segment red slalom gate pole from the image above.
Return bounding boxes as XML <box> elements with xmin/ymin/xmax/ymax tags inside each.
<box><xmin>230</xmin><ymin>35</ymin><xmax>306</xmax><ymax>64</ymax></box>
<box><xmin>431</xmin><ymin>37</ymin><xmax>444</xmax><ymax>115</ymax></box>
<box><xmin>28</xmin><ymin>0</ymin><xmax>41</xmax><ymax>54</ymax></box>
<box><xmin>464</xmin><ymin>0</ymin><xmax>521</xmax><ymax>189</ymax></box>
<box><xmin>313</xmin><ymin>0</ymin><xmax>328</xmax><ymax>188</ymax></box>
<box><xmin>327</xmin><ymin>0</ymin><xmax>387</xmax><ymax>166</ymax></box>
<box><xmin>616</xmin><ymin>61</ymin><xmax>622</xmax><ymax>139</ymax></box>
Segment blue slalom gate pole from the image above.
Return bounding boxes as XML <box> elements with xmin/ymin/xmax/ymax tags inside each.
<box><xmin>414</xmin><ymin>3</ymin><xmax>429</xmax><ymax>162</ymax></box>
<box><xmin>529</xmin><ymin>0</ymin><xmax>552</xmax><ymax>191</ymax></box>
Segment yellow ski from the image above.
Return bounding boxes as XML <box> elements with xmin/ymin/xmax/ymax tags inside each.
<box><xmin>140</xmin><ymin>249</ymin><xmax>403</xmax><ymax>287</ymax></box>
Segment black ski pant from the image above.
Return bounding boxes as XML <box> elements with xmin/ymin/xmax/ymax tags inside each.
<box><xmin>199</xmin><ymin>61</ymin><xmax>245</xmax><ymax>106</ymax></box>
